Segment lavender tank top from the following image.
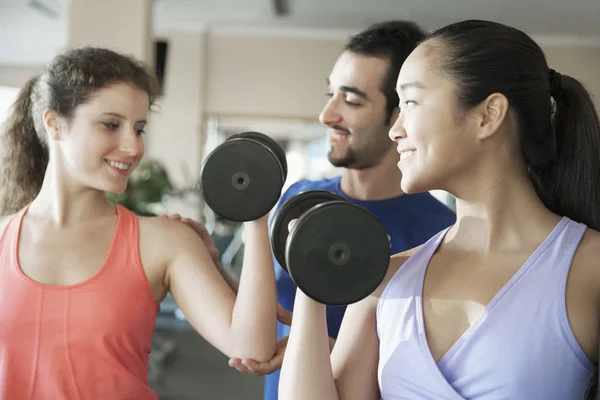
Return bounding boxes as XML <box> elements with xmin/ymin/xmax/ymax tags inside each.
<box><xmin>376</xmin><ymin>216</ymin><xmax>596</xmax><ymax>399</ymax></box>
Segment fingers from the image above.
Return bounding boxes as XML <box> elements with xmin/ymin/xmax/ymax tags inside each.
<box><xmin>277</xmin><ymin>304</ymin><xmax>293</xmax><ymax>326</ymax></box>
<box><xmin>228</xmin><ymin>357</ymin><xmax>281</xmax><ymax>376</ymax></box>
<box><xmin>184</xmin><ymin>218</ymin><xmax>210</xmax><ymax>235</ymax></box>
<box><xmin>160</xmin><ymin>215</ymin><xmax>220</xmax><ymax>264</ymax></box>
<box><xmin>160</xmin><ymin>214</ymin><xmax>210</xmax><ymax>238</ymax></box>
<box><xmin>265</xmin><ymin>352</ymin><xmax>284</xmax><ymax>372</ymax></box>
<box><xmin>160</xmin><ymin>213</ymin><xmax>182</xmax><ymax>220</ymax></box>
<box><xmin>228</xmin><ymin>336</ymin><xmax>288</xmax><ymax>376</ymax></box>
<box><xmin>228</xmin><ymin>358</ymin><xmax>267</xmax><ymax>376</ymax></box>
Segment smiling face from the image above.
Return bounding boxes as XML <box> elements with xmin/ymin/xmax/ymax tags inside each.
<box><xmin>320</xmin><ymin>50</ymin><xmax>397</xmax><ymax>170</ymax></box>
<box><xmin>389</xmin><ymin>44</ymin><xmax>483</xmax><ymax>194</ymax></box>
<box><xmin>46</xmin><ymin>82</ymin><xmax>150</xmax><ymax>194</ymax></box>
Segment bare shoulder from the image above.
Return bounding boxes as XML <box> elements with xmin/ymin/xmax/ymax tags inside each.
<box><xmin>571</xmin><ymin>227</ymin><xmax>600</xmax><ymax>287</ymax></box>
<box><xmin>136</xmin><ymin>216</ymin><xmax>208</xmax><ymax>265</ymax></box>
<box><xmin>370</xmin><ymin>245</ymin><xmax>423</xmax><ymax>299</ymax></box>
<box><xmin>136</xmin><ymin>215</ymin><xmax>210</xmax><ymax>297</ymax></box>
<box><xmin>563</xmin><ymin>225</ymin><xmax>600</xmax><ymax>363</ymax></box>
<box><xmin>137</xmin><ymin>215</ymin><xmax>201</xmax><ymax>248</ymax></box>
<box><xmin>576</xmin><ymin>226</ymin><xmax>600</xmax><ymax>254</ymax></box>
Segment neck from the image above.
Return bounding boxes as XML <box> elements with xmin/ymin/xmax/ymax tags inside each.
<box><xmin>445</xmin><ymin>162</ymin><xmax>561</xmax><ymax>254</ymax></box>
<box><xmin>28</xmin><ymin>163</ymin><xmax>115</xmax><ymax>226</ymax></box>
<box><xmin>339</xmin><ymin>147</ymin><xmax>404</xmax><ymax>201</ymax></box>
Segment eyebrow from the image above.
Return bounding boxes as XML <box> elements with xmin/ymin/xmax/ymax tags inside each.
<box><xmin>101</xmin><ymin>112</ymin><xmax>147</xmax><ymax>124</ymax></box>
<box><xmin>326</xmin><ymin>78</ymin><xmax>370</xmax><ymax>101</ymax></box>
<box><xmin>399</xmin><ymin>82</ymin><xmax>427</xmax><ymax>91</ymax></box>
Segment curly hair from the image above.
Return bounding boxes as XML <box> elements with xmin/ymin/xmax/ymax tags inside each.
<box><xmin>0</xmin><ymin>47</ymin><xmax>162</xmax><ymax>216</ymax></box>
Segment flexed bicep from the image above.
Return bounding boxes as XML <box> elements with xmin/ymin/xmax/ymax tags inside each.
<box><xmin>164</xmin><ymin>219</ymin><xmax>238</xmax><ymax>357</ymax></box>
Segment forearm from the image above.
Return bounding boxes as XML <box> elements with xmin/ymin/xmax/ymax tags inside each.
<box><xmin>216</xmin><ymin>261</ymin><xmax>239</xmax><ymax>294</ymax></box>
<box><xmin>280</xmin><ymin>290</ymin><xmax>339</xmax><ymax>400</ymax></box>
<box><xmin>230</xmin><ymin>217</ymin><xmax>277</xmax><ymax>361</ymax></box>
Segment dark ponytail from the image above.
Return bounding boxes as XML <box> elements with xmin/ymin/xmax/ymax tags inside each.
<box><xmin>0</xmin><ymin>47</ymin><xmax>161</xmax><ymax>217</ymax></box>
<box><xmin>0</xmin><ymin>76</ymin><xmax>49</xmax><ymax>216</ymax></box>
<box><xmin>427</xmin><ymin>20</ymin><xmax>600</xmax><ymax>230</ymax></box>
<box><xmin>531</xmin><ymin>73</ymin><xmax>600</xmax><ymax>230</ymax></box>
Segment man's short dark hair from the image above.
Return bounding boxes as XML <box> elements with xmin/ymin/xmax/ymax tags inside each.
<box><xmin>345</xmin><ymin>21</ymin><xmax>426</xmax><ymax>122</ymax></box>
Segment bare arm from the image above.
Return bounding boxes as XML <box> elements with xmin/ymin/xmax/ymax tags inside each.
<box><xmin>279</xmin><ymin>252</ymin><xmax>412</xmax><ymax>400</ymax></box>
<box><xmin>160</xmin><ymin>214</ymin><xmax>239</xmax><ymax>293</ymax></box>
<box><xmin>163</xmin><ymin>216</ymin><xmax>277</xmax><ymax>362</ymax></box>
<box><xmin>279</xmin><ymin>291</ymin><xmax>381</xmax><ymax>400</ymax></box>
<box><xmin>231</xmin><ymin>217</ymin><xmax>277</xmax><ymax>358</ymax></box>
<box><xmin>217</xmin><ymin>260</ymin><xmax>239</xmax><ymax>294</ymax></box>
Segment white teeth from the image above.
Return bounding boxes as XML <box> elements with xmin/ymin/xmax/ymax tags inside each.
<box><xmin>106</xmin><ymin>160</ymin><xmax>131</xmax><ymax>171</ymax></box>
<box><xmin>331</xmin><ymin>131</ymin><xmax>349</xmax><ymax>140</ymax></box>
<box><xmin>400</xmin><ymin>150</ymin><xmax>416</xmax><ymax>161</ymax></box>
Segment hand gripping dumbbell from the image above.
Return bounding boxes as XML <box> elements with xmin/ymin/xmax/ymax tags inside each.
<box><xmin>200</xmin><ymin>131</ymin><xmax>288</xmax><ymax>222</ymax></box>
<box><xmin>270</xmin><ymin>190</ymin><xmax>390</xmax><ymax>306</ymax></box>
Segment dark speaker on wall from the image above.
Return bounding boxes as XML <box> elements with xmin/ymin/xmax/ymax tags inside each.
<box><xmin>154</xmin><ymin>40</ymin><xmax>169</xmax><ymax>89</ymax></box>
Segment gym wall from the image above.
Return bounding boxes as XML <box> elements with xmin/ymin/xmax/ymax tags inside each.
<box><xmin>1</xmin><ymin>31</ymin><xmax>599</xmax><ymax>220</ymax></box>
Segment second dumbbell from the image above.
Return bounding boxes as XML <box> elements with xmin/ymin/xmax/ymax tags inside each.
<box><xmin>270</xmin><ymin>189</ymin><xmax>391</xmax><ymax>306</ymax></box>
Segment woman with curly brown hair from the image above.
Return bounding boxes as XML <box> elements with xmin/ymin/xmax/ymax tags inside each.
<box><xmin>0</xmin><ymin>47</ymin><xmax>277</xmax><ymax>399</ymax></box>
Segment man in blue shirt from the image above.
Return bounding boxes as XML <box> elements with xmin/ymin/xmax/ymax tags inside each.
<box><xmin>228</xmin><ymin>20</ymin><xmax>456</xmax><ymax>399</ymax></box>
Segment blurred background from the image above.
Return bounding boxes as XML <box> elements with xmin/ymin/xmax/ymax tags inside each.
<box><xmin>0</xmin><ymin>0</ymin><xmax>599</xmax><ymax>398</ymax></box>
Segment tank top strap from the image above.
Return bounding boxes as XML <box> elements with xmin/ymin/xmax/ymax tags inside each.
<box><xmin>553</xmin><ymin>218</ymin><xmax>593</xmax><ymax>370</ymax></box>
<box><xmin>381</xmin><ymin>226</ymin><xmax>450</xmax><ymax>296</ymax></box>
<box><xmin>0</xmin><ymin>205</ymin><xmax>30</xmax><ymax>270</ymax></box>
<box><xmin>554</xmin><ymin>218</ymin><xmax>587</xmax><ymax>270</ymax></box>
<box><xmin>377</xmin><ymin>226</ymin><xmax>451</xmax><ymax>332</ymax></box>
<box><xmin>102</xmin><ymin>205</ymin><xmax>157</xmax><ymax>307</ymax></box>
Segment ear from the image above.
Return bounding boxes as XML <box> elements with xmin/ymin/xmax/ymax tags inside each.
<box><xmin>42</xmin><ymin>108</ymin><xmax>64</xmax><ymax>141</ymax></box>
<box><xmin>476</xmin><ymin>93</ymin><xmax>509</xmax><ymax>140</ymax></box>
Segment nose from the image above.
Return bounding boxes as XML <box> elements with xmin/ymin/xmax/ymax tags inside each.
<box><xmin>388</xmin><ymin>112</ymin><xmax>406</xmax><ymax>142</ymax></box>
<box><xmin>319</xmin><ymin>97</ymin><xmax>342</xmax><ymax>127</ymax></box>
<box><xmin>119</xmin><ymin>128</ymin><xmax>143</xmax><ymax>157</ymax></box>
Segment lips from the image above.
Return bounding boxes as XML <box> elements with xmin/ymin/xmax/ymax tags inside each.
<box><xmin>105</xmin><ymin>159</ymin><xmax>132</xmax><ymax>173</ymax></box>
<box><xmin>331</xmin><ymin>131</ymin><xmax>349</xmax><ymax>141</ymax></box>
<box><xmin>399</xmin><ymin>150</ymin><xmax>416</xmax><ymax>162</ymax></box>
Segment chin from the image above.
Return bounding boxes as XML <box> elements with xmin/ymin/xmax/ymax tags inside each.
<box><xmin>101</xmin><ymin>180</ymin><xmax>129</xmax><ymax>194</ymax></box>
<box><xmin>328</xmin><ymin>153</ymin><xmax>354</xmax><ymax>168</ymax></box>
<box><xmin>400</xmin><ymin>174</ymin><xmax>432</xmax><ymax>195</ymax></box>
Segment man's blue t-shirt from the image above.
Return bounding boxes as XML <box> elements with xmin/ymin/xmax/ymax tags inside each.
<box><xmin>263</xmin><ymin>176</ymin><xmax>456</xmax><ymax>400</ymax></box>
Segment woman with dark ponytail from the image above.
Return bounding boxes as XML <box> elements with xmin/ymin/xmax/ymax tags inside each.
<box><xmin>0</xmin><ymin>47</ymin><xmax>277</xmax><ymax>399</ymax></box>
<box><xmin>276</xmin><ymin>20</ymin><xmax>600</xmax><ymax>400</ymax></box>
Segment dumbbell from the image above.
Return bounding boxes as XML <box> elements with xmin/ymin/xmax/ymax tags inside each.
<box><xmin>200</xmin><ymin>131</ymin><xmax>287</xmax><ymax>222</ymax></box>
<box><xmin>270</xmin><ymin>190</ymin><xmax>390</xmax><ymax>306</ymax></box>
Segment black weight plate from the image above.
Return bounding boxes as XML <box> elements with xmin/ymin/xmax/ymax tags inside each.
<box><xmin>201</xmin><ymin>138</ymin><xmax>283</xmax><ymax>221</ymax></box>
<box><xmin>270</xmin><ymin>190</ymin><xmax>344</xmax><ymax>273</ymax></box>
<box><xmin>228</xmin><ymin>131</ymin><xmax>288</xmax><ymax>183</ymax></box>
<box><xmin>286</xmin><ymin>201</ymin><xmax>390</xmax><ymax>306</ymax></box>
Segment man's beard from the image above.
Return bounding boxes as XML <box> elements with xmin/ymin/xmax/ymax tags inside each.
<box><xmin>327</xmin><ymin>139</ymin><xmax>392</xmax><ymax>170</ymax></box>
<box><xmin>328</xmin><ymin>147</ymin><xmax>358</xmax><ymax>168</ymax></box>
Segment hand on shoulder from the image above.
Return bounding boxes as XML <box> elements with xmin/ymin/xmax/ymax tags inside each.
<box><xmin>137</xmin><ymin>214</ymin><xmax>214</xmax><ymax>275</ymax></box>
<box><xmin>158</xmin><ymin>214</ymin><xmax>220</xmax><ymax>263</ymax></box>
<box><xmin>138</xmin><ymin>214</ymin><xmax>204</xmax><ymax>249</ymax></box>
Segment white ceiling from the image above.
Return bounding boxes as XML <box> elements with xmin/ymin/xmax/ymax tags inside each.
<box><xmin>0</xmin><ymin>0</ymin><xmax>599</xmax><ymax>66</ymax></box>
<box><xmin>153</xmin><ymin>0</ymin><xmax>600</xmax><ymax>37</ymax></box>
<box><xmin>0</xmin><ymin>0</ymin><xmax>69</xmax><ymax>65</ymax></box>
